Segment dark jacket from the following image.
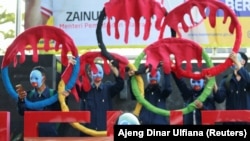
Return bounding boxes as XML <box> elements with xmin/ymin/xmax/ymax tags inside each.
<box><xmin>17</xmin><ymin>87</ymin><xmax>60</xmax><ymax>137</ymax></box>
<box><xmin>77</xmin><ymin>76</ymin><xmax>124</xmax><ymax>131</ymax></box>
<box><xmin>172</xmin><ymin>73</ymin><xmax>216</xmax><ymax>125</ymax></box>
<box><xmin>130</xmin><ymin>73</ymin><xmax>172</xmax><ymax>125</ymax></box>
<box><xmin>214</xmin><ymin>67</ymin><xmax>250</xmax><ymax>110</ymax></box>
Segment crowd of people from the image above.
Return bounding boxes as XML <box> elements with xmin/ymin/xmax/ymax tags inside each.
<box><xmin>14</xmin><ymin>51</ymin><xmax>250</xmax><ymax>138</ymax></box>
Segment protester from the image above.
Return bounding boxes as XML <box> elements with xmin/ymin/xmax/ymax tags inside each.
<box><xmin>214</xmin><ymin>52</ymin><xmax>250</xmax><ymax>124</ymax></box>
<box><xmin>63</xmin><ymin>60</ymin><xmax>124</xmax><ymax>136</ymax></box>
<box><xmin>172</xmin><ymin>70</ymin><xmax>216</xmax><ymax>125</ymax></box>
<box><xmin>16</xmin><ymin>66</ymin><xmax>61</xmax><ymax>137</ymax></box>
<box><xmin>128</xmin><ymin>63</ymin><xmax>172</xmax><ymax>125</ymax></box>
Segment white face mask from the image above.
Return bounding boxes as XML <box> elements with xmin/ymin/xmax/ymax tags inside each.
<box><xmin>91</xmin><ymin>64</ymin><xmax>104</xmax><ymax>82</ymax></box>
<box><xmin>147</xmin><ymin>71</ymin><xmax>161</xmax><ymax>85</ymax></box>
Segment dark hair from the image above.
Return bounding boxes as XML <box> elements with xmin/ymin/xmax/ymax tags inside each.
<box><xmin>239</xmin><ymin>52</ymin><xmax>248</xmax><ymax>67</ymax></box>
<box><xmin>32</xmin><ymin>66</ymin><xmax>47</xmax><ymax>76</ymax></box>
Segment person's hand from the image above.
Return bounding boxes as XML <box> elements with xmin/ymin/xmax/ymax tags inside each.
<box><xmin>62</xmin><ymin>90</ymin><xmax>70</xmax><ymax>97</ymax></box>
<box><xmin>204</xmin><ymin>74</ymin><xmax>218</xmax><ymax>93</ymax></box>
<box><xmin>128</xmin><ymin>69</ymin><xmax>135</xmax><ymax>76</ymax></box>
<box><xmin>109</xmin><ymin>59</ymin><xmax>119</xmax><ymax>68</ymax></box>
<box><xmin>213</xmin><ymin>83</ymin><xmax>218</xmax><ymax>93</ymax></box>
<box><xmin>68</xmin><ymin>56</ymin><xmax>77</xmax><ymax>65</ymax></box>
<box><xmin>229</xmin><ymin>52</ymin><xmax>238</xmax><ymax>62</ymax></box>
<box><xmin>16</xmin><ymin>84</ymin><xmax>27</xmax><ymax>100</ymax></box>
<box><xmin>194</xmin><ymin>100</ymin><xmax>203</xmax><ymax>109</ymax></box>
<box><xmin>109</xmin><ymin>60</ymin><xmax>119</xmax><ymax>77</ymax></box>
<box><xmin>229</xmin><ymin>52</ymin><xmax>242</xmax><ymax>70</ymax></box>
<box><xmin>135</xmin><ymin>64</ymin><xmax>151</xmax><ymax>75</ymax></box>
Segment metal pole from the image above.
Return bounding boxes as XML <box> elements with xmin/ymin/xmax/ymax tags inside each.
<box><xmin>15</xmin><ymin>0</ymin><xmax>22</xmax><ymax>36</ymax></box>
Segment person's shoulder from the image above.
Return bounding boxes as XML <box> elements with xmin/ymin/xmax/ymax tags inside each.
<box><xmin>47</xmin><ymin>87</ymin><xmax>57</xmax><ymax>96</ymax></box>
<box><xmin>220</xmin><ymin>73</ymin><xmax>233</xmax><ymax>82</ymax></box>
<box><xmin>26</xmin><ymin>90</ymin><xmax>34</xmax><ymax>98</ymax></box>
<box><xmin>105</xmin><ymin>81</ymin><xmax>112</xmax><ymax>85</ymax></box>
<box><xmin>222</xmin><ymin>73</ymin><xmax>230</xmax><ymax>78</ymax></box>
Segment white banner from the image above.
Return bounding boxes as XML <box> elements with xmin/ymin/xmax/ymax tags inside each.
<box><xmin>43</xmin><ymin>0</ymin><xmax>179</xmax><ymax>48</ymax></box>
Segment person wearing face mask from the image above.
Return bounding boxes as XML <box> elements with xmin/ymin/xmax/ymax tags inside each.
<box><xmin>128</xmin><ymin>63</ymin><xmax>172</xmax><ymax>125</ymax></box>
<box><xmin>16</xmin><ymin>66</ymin><xmax>61</xmax><ymax>137</ymax></box>
<box><xmin>75</xmin><ymin>62</ymin><xmax>124</xmax><ymax>136</ymax></box>
<box><xmin>172</xmin><ymin>71</ymin><xmax>216</xmax><ymax>125</ymax></box>
<box><xmin>214</xmin><ymin>52</ymin><xmax>250</xmax><ymax>125</ymax></box>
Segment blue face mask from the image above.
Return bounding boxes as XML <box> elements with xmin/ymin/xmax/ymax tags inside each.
<box><xmin>231</xmin><ymin>53</ymin><xmax>243</xmax><ymax>70</ymax></box>
<box><xmin>30</xmin><ymin>70</ymin><xmax>43</xmax><ymax>88</ymax></box>
<box><xmin>147</xmin><ymin>71</ymin><xmax>161</xmax><ymax>85</ymax></box>
<box><xmin>91</xmin><ymin>64</ymin><xmax>104</xmax><ymax>82</ymax></box>
<box><xmin>190</xmin><ymin>78</ymin><xmax>205</xmax><ymax>91</ymax></box>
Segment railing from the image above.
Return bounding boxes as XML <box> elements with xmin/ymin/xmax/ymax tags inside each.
<box><xmin>0</xmin><ymin>112</ymin><xmax>10</xmax><ymax>141</ymax></box>
<box><xmin>1</xmin><ymin>110</ymin><xmax>250</xmax><ymax>140</ymax></box>
<box><xmin>23</xmin><ymin>111</ymin><xmax>121</xmax><ymax>137</ymax></box>
<box><xmin>202</xmin><ymin>110</ymin><xmax>250</xmax><ymax>124</ymax></box>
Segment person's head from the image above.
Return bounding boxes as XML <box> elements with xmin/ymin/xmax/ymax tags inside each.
<box><xmin>91</xmin><ymin>63</ymin><xmax>104</xmax><ymax>83</ymax></box>
<box><xmin>147</xmin><ymin>70</ymin><xmax>161</xmax><ymax>85</ymax></box>
<box><xmin>238</xmin><ymin>52</ymin><xmax>248</xmax><ymax>67</ymax></box>
<box><xmin>116</xmin><ymin>112</ymin><xmax>140</xmax><ymax>125</ymax></box>
<box><xmin>230</xmin><ymin>52</ymin><xmax>248</xmax><ymax>70</ymax></box>
<box><xmin>190</xmin><ymin>71</ymin><xmax>205</xmax><ymax>91</ymax></box>
<box><xmin>30</xmin><ymin>66</ymin><xmax>47</xmax><ymax>88</ymax></box>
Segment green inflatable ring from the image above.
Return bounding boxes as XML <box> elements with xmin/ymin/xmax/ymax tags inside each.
<box><xmin>131</xmin><ymin>48</ymin><xmax>215</xmax><ymax>116</ymax></box>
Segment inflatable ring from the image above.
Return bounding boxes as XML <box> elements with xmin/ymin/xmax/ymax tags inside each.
<box><xmin>1</xmin><ymin>25</ymin><xmax>78</xmax><ymax>109</ymax></box>
<box><xmin>131</xmin><ymin>48</ymin><xmax>215</xmax><ymax>116</ymax></box>
<box><xmin>58</xmin><ymin>51</ymin><xmax>129</xmax><ymax>136</ymax></box>
<box><xmin>58</xmin><ymin>57</ymin><xmax>107</xmax><ymax>136</ymax></box>
<box><xmin>159</xmin><ymin>0</ymin><xmax>242</xmax><ymax>79</ymax></box>
<box><xmin>126</xmin><ymin>63</ymin><xmax>145</xmax><ymax>116</ymax></box>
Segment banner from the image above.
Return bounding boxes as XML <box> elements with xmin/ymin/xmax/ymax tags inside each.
<box><xmin>183</xmin><ymin>0</ymin><xmax>250</xmax><ymax>48</ymax></box>
<box><xmin>163</xmin><ymin>0</ymin><xmax>250</xmax><ymax>48</ymax></box>
<box><xmin>44</xmin><ymin>0</ymin><xmax>250</xmax><ymax>49</ymax></box>
<box><xmin>44</xmin><ymin>0</ymin><xmax>172</xmax><ymax>49</ymax></box>
<box><xmin>217</xmin><ymin>0</ymin><xmax>250</xmax><ymax>48</ymax></box>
